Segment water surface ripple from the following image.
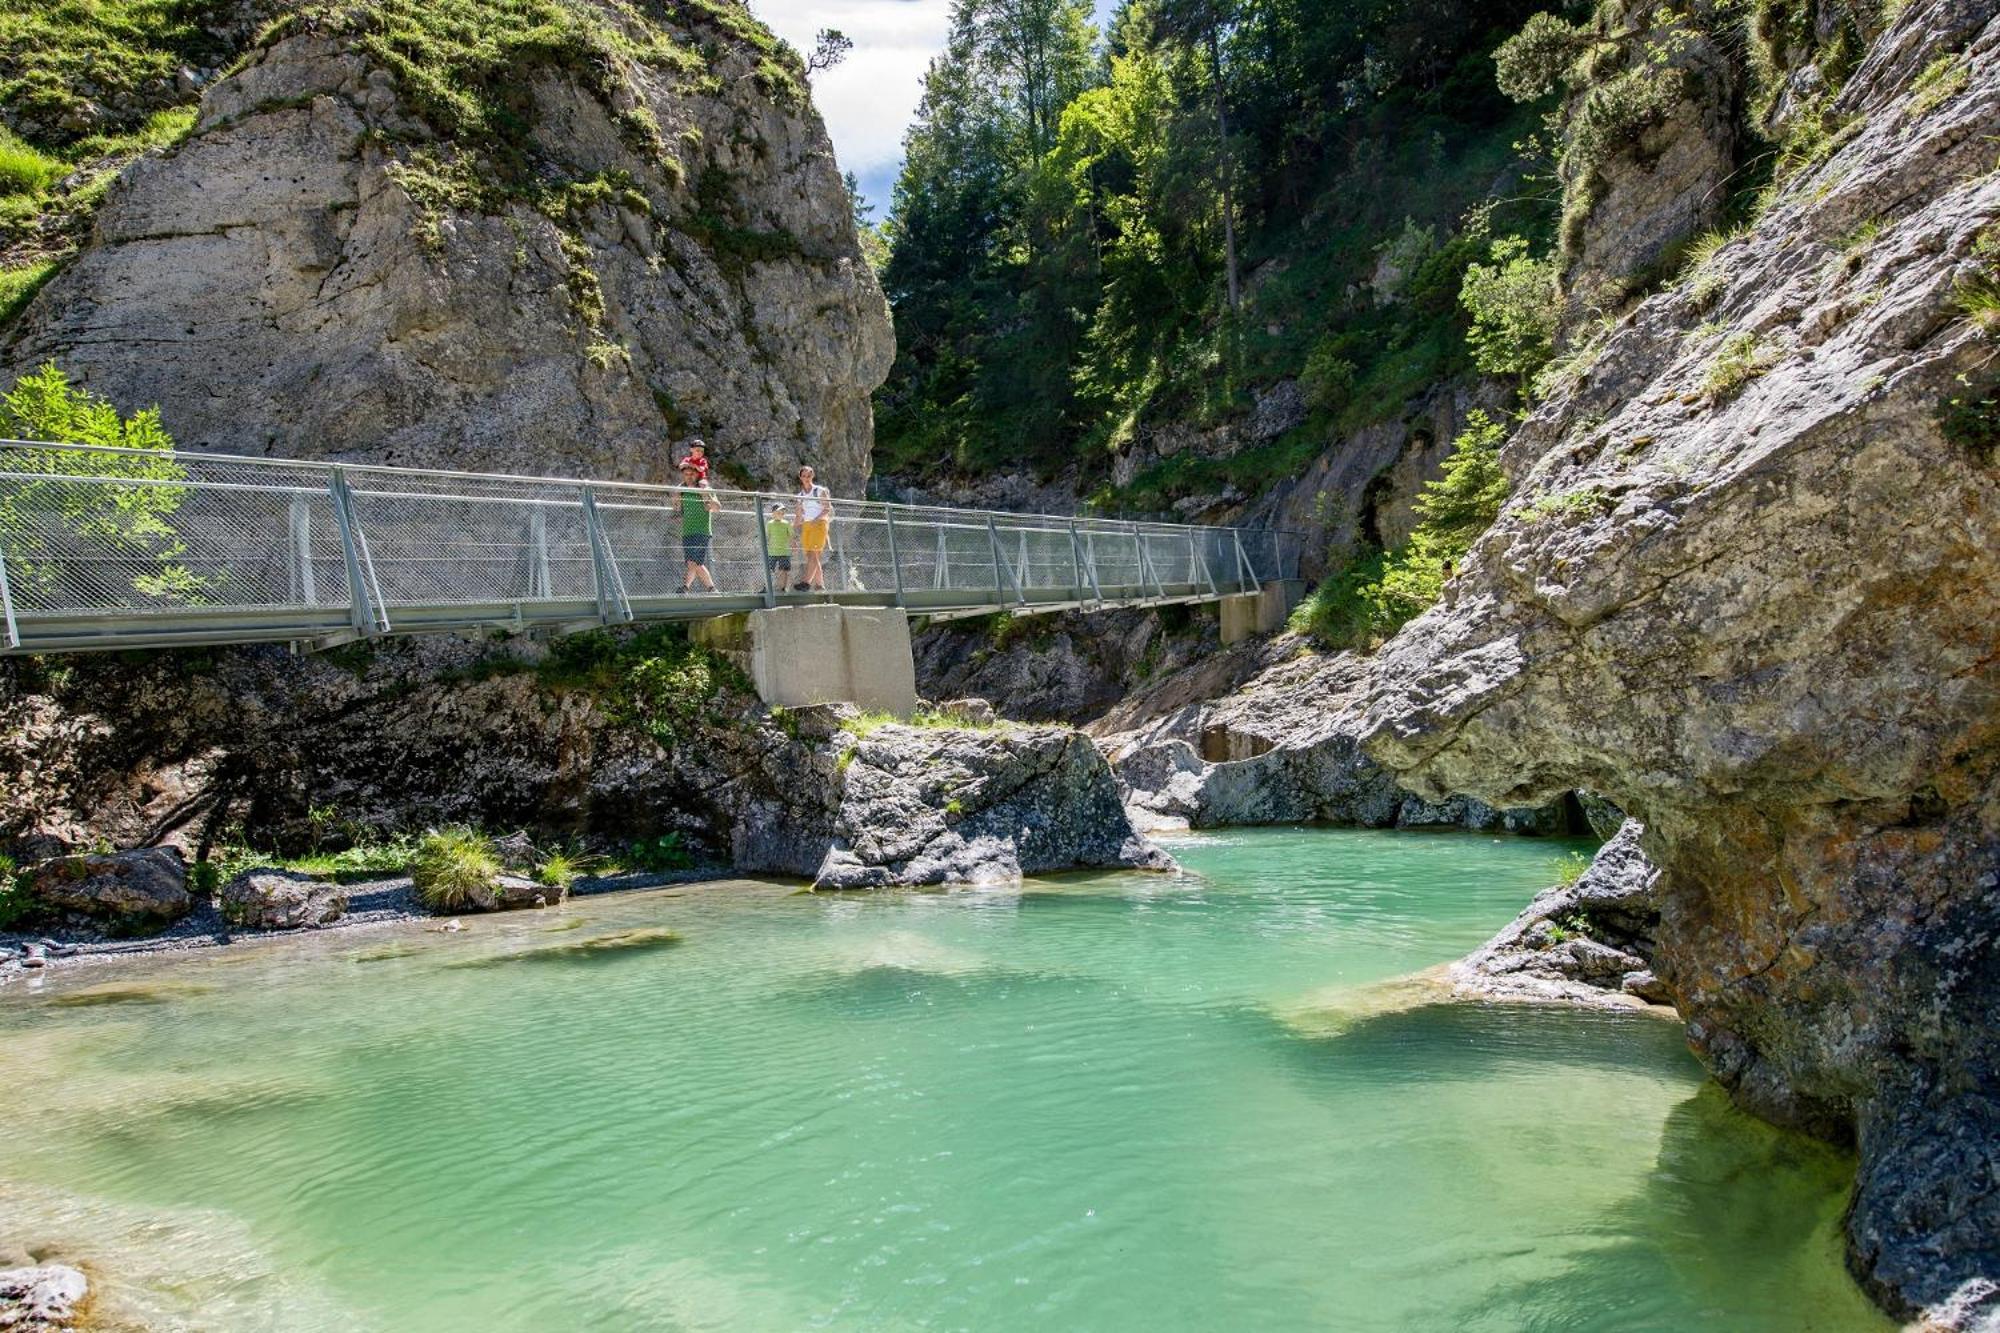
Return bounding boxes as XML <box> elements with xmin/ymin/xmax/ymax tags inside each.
<box><xmin>1</xmin><ymin>828</ymin><xmax>1883</xmax><ymax>1331</ymax></box>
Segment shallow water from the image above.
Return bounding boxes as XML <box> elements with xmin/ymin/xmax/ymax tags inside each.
<box><xmin>0</xmin><ymin>828</ymin><xmax>1885</xmax><ymax>1331</ymax></box>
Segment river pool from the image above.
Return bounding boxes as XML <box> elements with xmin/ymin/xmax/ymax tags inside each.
<box><xmin>0</xmin><ymin>828</ymin><xmax>1884</xmax><ymax>1331</ymax></box>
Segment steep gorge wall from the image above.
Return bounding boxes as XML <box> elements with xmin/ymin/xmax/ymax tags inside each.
<box><xmin>0</xmin><ymin>1</ymin><xmax>893</xmax><ymax>493</ymax></box>
<box><xmin>1361</xmin><ymin>0</ymin><xmax>2000</xmax><ymax>1319</ymax></box>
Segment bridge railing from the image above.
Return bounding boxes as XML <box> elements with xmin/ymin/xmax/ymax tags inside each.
<box><xmin>0</xmin><ymin>440</ymin><xmax>1301</xmax><ymax>652</ymax></box>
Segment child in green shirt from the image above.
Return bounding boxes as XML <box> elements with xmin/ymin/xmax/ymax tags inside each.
<box><xmin>764</xmin><ymin>504</ymin><xmax>793</xmax><ymax>585</ymax></box>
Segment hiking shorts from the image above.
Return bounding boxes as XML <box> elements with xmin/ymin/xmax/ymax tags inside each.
<box><xmin>801</xmin><ymin>518</ymin><xmax>830</xmax><ymax>553</ymax></box>
<box><xmin>682</xmin><ymin>532</ymin><xmax>712</xmax><ymax>565</ymax></box>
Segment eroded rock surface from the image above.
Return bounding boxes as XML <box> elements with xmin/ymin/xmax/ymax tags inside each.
<box><xmin>735</xmin><ymin>718</ymin><xmax>1173</xmax><ymax>888</ymax></box>
<box><xmin>218</xmin><ymin>868</ymin><xmax>347</xmax><ymax>930</ymax></box>
<box><xmin>17</xmin><ymin>848</ymin><xmax>190</xmax><ymax>935</ymax></box>
<box><xmin>1101</xmin><ymin>642</ymin><xmax>1579</xmax><ymax>835</ymax></box>
<box><xmin>1361</xmin><ymin>5</ymin><xmax>2000</xmax><ymax>1320</ymax></box>
<box><xmin>2</xmin><ymin>5</ymin><xmax>893</xmax><ymax>493</ymax></box>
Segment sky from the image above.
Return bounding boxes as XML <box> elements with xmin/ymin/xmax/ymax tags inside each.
<box><xmin>754</xmin><ymin>0</ymin><xmax>1119</xmax><ymax>219</ymax></box>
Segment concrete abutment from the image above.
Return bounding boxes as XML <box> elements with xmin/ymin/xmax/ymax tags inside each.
<box><xmin>693</xmin><ymin>606</ymin><xmax>918</xmax><ymax>718</ymax></box>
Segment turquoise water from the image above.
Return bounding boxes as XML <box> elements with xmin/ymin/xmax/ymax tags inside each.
<box><xmin>0</xmin><ymin>828</ymin><xmax>1883</xmax><ymax>1331</ymax></box>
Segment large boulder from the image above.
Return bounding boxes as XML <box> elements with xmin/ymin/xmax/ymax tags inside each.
<box><xmin>736</xmin><ymin>718</ymin><xmax>1174</xmax><ymax>889</ymax></box>
<box><xmin>218</xmin><ymin>868</ymin><xmax>347</xmax><ymax>930</ymax></box>
<box><xmin>20</xmin><ymin>848</ymin><xmax>190</xmax><ymax>934</ymax></box>
<box><xmin>1360</xmin><ymin>8</ymin><xmax>2000</xmax><ymax>1323</ymax></box>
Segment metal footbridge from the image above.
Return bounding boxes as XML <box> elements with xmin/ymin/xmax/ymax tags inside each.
<box><xmin>0</xmin><ymin>440</ymin><xmax>1300</xmax><ymax>655</ymax></box>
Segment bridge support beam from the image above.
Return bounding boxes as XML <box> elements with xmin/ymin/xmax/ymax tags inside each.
<box><xmin>693</xmin><ymin>606</ymin><xmax>917</xmax><ymax>718</ymax></box>
<box><xmin>1218</xmin><ymin>580</ymin><xmax>1300</xmax><ymax>645</ymax></box>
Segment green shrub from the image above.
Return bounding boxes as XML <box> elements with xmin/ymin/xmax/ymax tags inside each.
<box><xmin>1300</xmin><ymin>339</ymin><xmax>1357</xmax><ymax>415</ymax></box>
<box><xmin>0</xmin><ymin>851</ymin><xmax>29</xmax><ymax>929</ymax></box>
<box><xmin>1461</xmin><ymin>236</ymin><xmax>1558</xmax><ymax>387</ymax></box>
<box><xmin>1909</xmin><ymin>54</ymin><xmax>1969</xmax><ymax>117</ymax></box>
<box><xmin>1292</xmin><ymin>411</ymin><xmax>1509</xmax><ymax>649</ymax></box>
<box><xmin>1553</xmin><ymin>850</ymin><xmax>1592</xmax><ymax>887</ymax></box>
<box><xmin>1939</xmin><ymin>375</ymin><xmax>1999</xmax><ymax>462</ymax></box>
<box><xmin>410</xmin><ymin>827</ymin><xmax>500</xmax><ymax>911</ymax></box>
<box><xmin>1493</xmin><ymin>12</ymin><xmax>1589</xmax><ymax>102</ymax></box>
<box><xmin>1955</xmin><ymin>273</ymin><xmax>2000</xmax><ymax>338</ymax></box>
<box><xmin>622</xmin><ymin>833</ymin><xmax>692</xmax><ymax>873</ymax></box>
<box><xmin>1522</xmin><ymin>486</ymin><xmax>1614</xmax><ymax>524</ymax></box>
<box><xmin>0</xmin><ymin>130</ymin><xmax>63</xmax><ymax>196</ymax></box>
<box><xmin>1701</xmin><ymin>331</ymin><xmax>1779</xmax><ymax>399</ymax></box>
<box><xmin>0</xmin><ymin>363</ymin><xmax>204</xmax><ymax>601</ymax></box>
<box><xmin>541</xmin><ymin>625</ymin><xmax>746</xmax><ymax>745</ymax></box>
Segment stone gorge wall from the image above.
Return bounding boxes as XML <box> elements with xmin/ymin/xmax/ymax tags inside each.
<box><xmin>1361</xmin><ymin>0</ymin><xmax>2000</xmax><ymax>1319</ymax></box>
<box><xmin>0</xmin><ymin>1</ymin><xmax>893</xmax><ymax>494</ymax></box>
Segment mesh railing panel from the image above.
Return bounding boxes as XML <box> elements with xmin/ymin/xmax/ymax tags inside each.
<box><xmin>0</xmin><ymin>441</ymin><xmax>1302</xmax><ymax>644</ymax></box>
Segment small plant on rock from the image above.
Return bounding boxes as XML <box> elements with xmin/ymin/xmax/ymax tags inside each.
<box><xmin>1554</xmin><ymin>851</ymin><xmax>1592</xmax><ymax>887</ymax></box>
<box><xmin>1701</xmin><ymin>332</ymin><xmax>1779</xmax><ymax>400</ymax></box>
<box><xmin>411</xmin><ymin>827</ymin><xmax>500</xmax><ymax>911</ymax></box>
<box><xmin>0</xmin><ymin>852</ymin><xmax>30</xmax><ymax>929</ymax></box>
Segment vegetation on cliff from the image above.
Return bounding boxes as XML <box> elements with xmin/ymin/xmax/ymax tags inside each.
<box><xmin>873</xmin><ymin>0</ymin><xmax>1553</xmax><ymax>493</ymax></box>
<box><xmin>0</xmin><ymin>0</ymin><xmax>813</xmax><ymax>342</ymax></box>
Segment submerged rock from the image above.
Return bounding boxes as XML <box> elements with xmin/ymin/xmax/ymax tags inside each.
<box><xmin>218</xmin><ymin>868</ymin><xmax>348</xmax><ymax>930</ymax></box>
<box><xmin>0</xmin><ymin>1264</ymin><xmax>88</xmax><ymax>1330</ymax></box>
<box><xmin>17</xmin><ymin>848</ymin><xmax>190</xmax><ymax>935</ymax></box>
<box><xmin>737</xmin><ymin>718</ymin><xmax>1173</xmax><ymax>889</ymax></box>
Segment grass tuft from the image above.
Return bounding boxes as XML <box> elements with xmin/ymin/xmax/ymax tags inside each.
<box><xmin>1701</xmin><ymin>332</ymin><xmax>1779</xmax><ymax>400</ymax></box>
<box><xmin>411</xmin><ymin>826</ymin><xmax>500</xmax><ymax>911</ymax></box>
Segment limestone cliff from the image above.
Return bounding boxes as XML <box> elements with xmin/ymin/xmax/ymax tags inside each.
<box><xmin>0</xmin><ymin>0</ymin><xmax>893</xmax><ymax>493</ymax></box>
<box><xmin>1360</xmin><ymin>0</ymin><xmax>2000</xmax><ymax>1319</ymax></box>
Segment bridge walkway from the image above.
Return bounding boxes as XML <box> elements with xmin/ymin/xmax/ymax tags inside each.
<box><xmin>0</xmin><ymin>441</ymin><xmax>1300</xmax><ymax>656</ymax></box>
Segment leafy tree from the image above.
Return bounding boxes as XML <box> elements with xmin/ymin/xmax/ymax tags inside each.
<box><xmin>0</xmin><ymin>362</ymin><xmax>199</xmax><ymax>605</ymax></box>
<box><xmin>1460</xmin><ymin>236</ymin><xmax>1558</xmax><ymax>387</ymax></box>
<box><xmin>1493</xmin><ymin>11</ymin><xmax>1587</xmax><ymax>102</ymax></box>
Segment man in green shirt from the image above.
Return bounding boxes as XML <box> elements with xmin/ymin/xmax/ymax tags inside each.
<box><xmin>678</xmin><ymin>461</ymin><xmax>722</xmax><ymax>593</ymax></box>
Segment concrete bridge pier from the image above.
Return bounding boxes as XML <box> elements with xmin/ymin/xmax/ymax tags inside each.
<box><xmin>1219</xmin><ymin>581</ymin><xmax>1302</xmax><ymax>644</ymax></box>
<box><xmin>693</xmin><ymin>606</ymin><xmax>918</xmax><ymax>718</ymax></box>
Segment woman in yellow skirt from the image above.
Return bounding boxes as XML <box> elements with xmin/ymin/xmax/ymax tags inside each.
<box><xmin>794</xmin><ymin>464</ymin><xmax>833</xmax><ymax>591</ymax></box>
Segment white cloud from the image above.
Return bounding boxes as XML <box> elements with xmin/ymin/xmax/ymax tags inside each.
<box><xmin>750</xmin><ymin>0</ymin><xmax>952</xmax><ymax>212</ymax></box>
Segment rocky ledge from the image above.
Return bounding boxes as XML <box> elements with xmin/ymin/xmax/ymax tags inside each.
<box><xmin>1444</xmin><ymin>820</ymin><xmax>1671</xmax><ymax>1010</ymax></box>
<box><xmin>1097</xmin><ymin>637</ymin><xmax>1590</xmax><ymax>836</ymax></box>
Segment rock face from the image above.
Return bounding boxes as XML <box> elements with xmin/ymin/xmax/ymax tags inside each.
<box><xmin>1362</xmin><ymin>4</ymin><xmax>2000</xmax><ymax>1321</ymax></box>
<box><xmin>17</xmin><ymin>848</ymin><xmax>190</xmax><ymax>934</ymax></box>
<box><xmin>1</xmin><ymin>3</ymin><xmax>893</xmax><ymax>494</ymax></box>
<box><xmin>1444</xmin><ymin>820</ymin><xmax>1667</xmax><ymax>1009</ymax></box>
<box><xmin>734</xmin><ymin>716</ymin><xmax>1173</xmax><ymax>888</ymax></box>
<box><xmin>1559</xmin><ymin>0</ymin><xmax>1740</xmax><ymax>312</ymax></box>
<box><xmin>218</xmin><ymin>868</ymin><xmax>347</xmax><ymax>930</ymax></box>
<box><xmin>912</xmin><ymin>607</ymin><xmax>1218</xmax><ymax>724</ymax></box>
<box><xmin>0</xmin><ymin>1263</ymin><xmax>89</xmax><ymax>1331</ymax></box>
<box><xmin>1101</xmin><ymin>642</ymin><xmax>1581</xmax><ymax>835</ymax></box>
